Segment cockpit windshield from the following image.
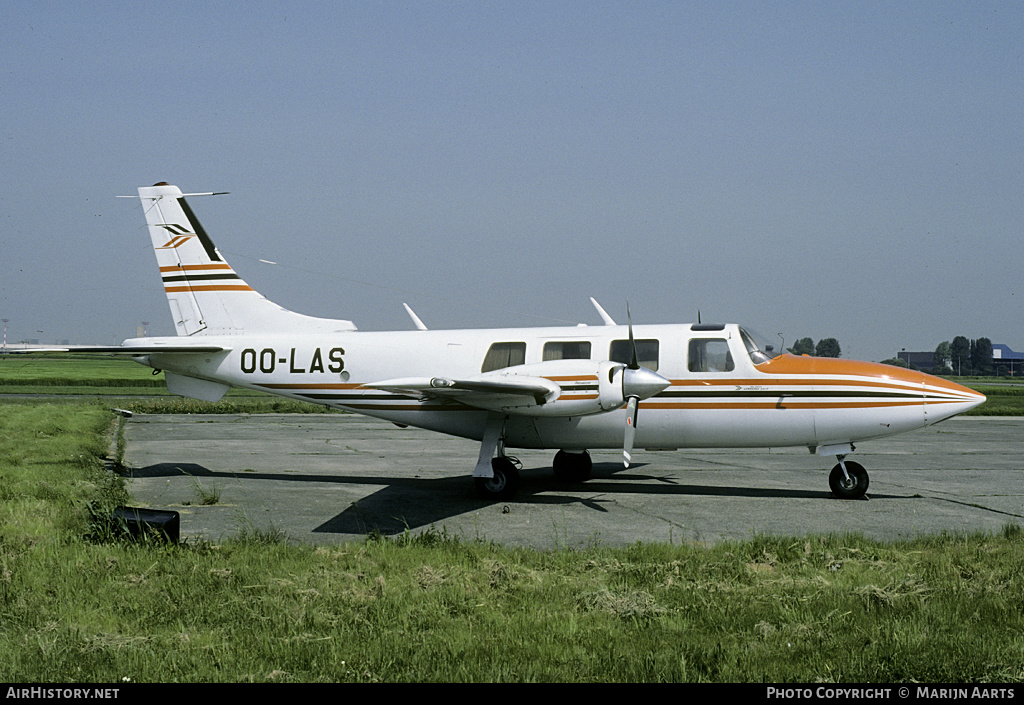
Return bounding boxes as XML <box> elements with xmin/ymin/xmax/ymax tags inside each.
<box><xmin>740</xmin><ymin>327</ymin><xmax>781</xmax><ymax>365</ymax></box>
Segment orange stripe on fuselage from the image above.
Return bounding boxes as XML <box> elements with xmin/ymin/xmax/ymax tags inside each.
<box><xmin>754</xmin><ymin>354</ymin><xmax>933</xmax><ymax>386</ymax></box>
<box><xmin>665</xmin><ymin>379</ymin><xmax>976</xmax><ymax>403</ymax></box>
<box><xmin>669</xmin><ymin>378</ymin><xmax>944</xmax><ymax>400</ymax></box>
<box><xmin>643</xmin><ymin>400</ymin><xmax>947</xmax><ymax>411</ymax></box>
<box><xmin>259</xmin><ymin>383</ymin><xmax>363</xmax><ymax>390</ymax></box>
<box><xmin>545</xmin><ymin>375</ymin><xmax>599</xmax><ymax>401</ymax></box>
<box><xmin>750</xmin><ymin>354</ymin><xmax>981</xmax><ymax>399</ymax></box>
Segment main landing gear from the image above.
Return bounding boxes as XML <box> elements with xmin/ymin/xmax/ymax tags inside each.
<box><xmin>473</xmin><ymin>414</ymin><xmax>601</xmax><ymax>500</ymax></box>
<box><xmin>473</xmin><ymin>413</ymin><xmax>521</xmax><ymax>500</ymax></box>
<box><xmin>474</xmin><ymin>450</ymin><xmax>593</xmax><ymax>500</ymax></box>
<box><xmin>475</xmin><ymin>456</ymin><xmax>521</xmax><ymax>500</ymax></box>
<box><xmin>552</xmin><ymin>449</ymin><xmax>592</xmax><ymax>483</ymax></box>
<box><xmin>829</xmin><ymin>456</ymin><xmax>869</xmax><ymax>499</ymax></box>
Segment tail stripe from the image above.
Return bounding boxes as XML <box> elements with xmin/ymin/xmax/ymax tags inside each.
<box><xmin>160</xmin><ymin>264</ymin><xmax>233</xmax><ymax>272</ymax></box>
<box><xmin>162</xmin><ymin>273</ymin><xmax>244</xmax><ymax>283</ymax></box>
<box><xmin>164</xmin><ymin>284</ymin><xmax>253</xmax><ymax>293</ymax></box>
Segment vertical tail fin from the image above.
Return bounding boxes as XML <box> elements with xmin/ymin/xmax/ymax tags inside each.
<box><xmin>138</xmin><ymin>183</ymin><xmax>356</xmax><ymax>336</ymax></box>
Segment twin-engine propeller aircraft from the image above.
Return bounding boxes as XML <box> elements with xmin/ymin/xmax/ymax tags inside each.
<box><xmin>18</xmin><ymin>183</ymin><xmax>985</xmax><ymax>500</ymax></box>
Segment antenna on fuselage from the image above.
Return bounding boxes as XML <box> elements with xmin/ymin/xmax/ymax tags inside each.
<box><xmin>589</xmin><ymin>297</ymin><xmax>616</xmax><ymax>326</ymax></box>
<box><xmin>403</xmin><ymin>303</ymin><xmax>428</xmax><ymax>331</ymax></box>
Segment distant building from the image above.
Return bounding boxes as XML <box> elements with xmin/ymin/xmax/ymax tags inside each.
<box><xmin>992</xmin><ymin>344</ymin><xmax>1024</xmax><ymax>376</ymax></box>
<box><xmin>897</xmin><ymin>344</ymin><xmax>1024</xmax><ymax>375</ymax></box>
<box><xmin>897</xmin><ymin>350</ymin><xmax>937</xmax><ymax>370</ymax></box>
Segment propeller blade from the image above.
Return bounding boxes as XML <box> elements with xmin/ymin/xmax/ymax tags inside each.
<box><xmin>623</xmin><ymin>396</ymin><xmax>638</xmax><ymax>467</ymax></box>
<box><xmin>619</xmin><ymin>303</ymin><xmax>671</xmax><ymax>467</ymax></box>
<box><xmin>626</xmin><ymin>303</ymin><xmax>638</xmax><ymax>370</ymax></box>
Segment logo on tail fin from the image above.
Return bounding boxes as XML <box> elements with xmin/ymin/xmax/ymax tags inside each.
<box><xmin>157</xmin><ymin>224</ymin><xmax>195</xmax><ymax>249</ymax></box>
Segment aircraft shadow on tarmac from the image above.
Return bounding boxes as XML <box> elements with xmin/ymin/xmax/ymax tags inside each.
<box><xmin>127</xmin><ymin>460</ymin><xmax>912</xmax><ymax>537</ymax></box>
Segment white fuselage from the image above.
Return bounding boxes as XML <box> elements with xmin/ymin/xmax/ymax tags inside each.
<box><xmin>134</xmin><ymin>322</ymin><xmax>984</xmax><ymax>454</ymax></box>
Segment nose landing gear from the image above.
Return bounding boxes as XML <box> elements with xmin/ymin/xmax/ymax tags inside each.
<box><xmin>829</xmin><ymin>456</ymin><xmax>869</xmax><ymax>499</ymax></box>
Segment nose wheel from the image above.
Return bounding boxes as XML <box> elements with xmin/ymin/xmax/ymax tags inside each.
<box><xmin>829</xmin><ymin>459</ymin><xmax>869</xmax><ymax>499</ymax></box>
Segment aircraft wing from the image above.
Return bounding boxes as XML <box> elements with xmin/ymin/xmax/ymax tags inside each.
<box><xmin>365</xmin><ymin>374</ymin><xmax>560</xmax><ymax>410</ymax></box>
<box><xmin>365</xmin><ymin>357</ymin><xmax>666</xmax><ymax>421</ymax></box>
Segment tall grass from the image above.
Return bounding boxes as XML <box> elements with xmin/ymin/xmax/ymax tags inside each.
<box><xmin>3</xmin><ymin>524</ymin><xmax>1024</xmax><ymax>682</ymax></box>
<box><xmin>0</xmin><ymin>402</ymin><xmax>127</xmax><ymax>545</ymax></box>
<box><xmin>122</xmin><ymin>398</ymin><xmax>336</xmax><ymax>414</ymax></box>
<box><xmin>2</xmin><ymin>400</ymin><xmax>1024</xmax><ymax>682</ymax></box>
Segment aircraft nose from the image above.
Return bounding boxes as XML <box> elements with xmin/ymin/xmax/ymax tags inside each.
<box><xmin>921</xmin><ymin>373</ymin><xmax>986</xmax><ymax>423</ymax></box>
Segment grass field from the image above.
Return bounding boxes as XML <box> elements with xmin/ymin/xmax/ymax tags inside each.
<box><xmin>2</xmin><ymin>355</ymin><xmax>1021</xmax><ymax>415</ymax></box>
<box><xmin>0</xmin><ymin>355</ymin><xmax>334</xmax><ymax>413</ymax></box>
<box><xmin>1</xmin><ymin>398</ymin><xmax>1023</xmax><ymax>682</ymax></box>
<box><xmin>969</xmin><ymin>384</ymin><xmax>1024</xmax><ymax>416</ymax></box>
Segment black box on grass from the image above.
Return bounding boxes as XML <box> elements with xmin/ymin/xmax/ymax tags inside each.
<box><xmin>112</xmin><ymin>506</ymin><xmax>180</xmax><ymax>543</ymax></box>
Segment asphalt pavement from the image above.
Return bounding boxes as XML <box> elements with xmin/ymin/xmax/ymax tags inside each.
<box><xmin>122</xmin><ymin>413</ymin><xmax>1023</xmax><ymax>549</ymax></box>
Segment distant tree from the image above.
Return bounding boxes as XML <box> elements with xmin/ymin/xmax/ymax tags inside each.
<box><xmin>881</xmin><ymin>357</ymin><xmax>909</xmax><ymax>368</ymax></box>
<box><xmin>932</xmin><ymin>341</ymin><xmax>952</xmax><ymax>373</ymax></box>
<box><xmin>971</xmin><ymin>337</ymin><xmax>993</xmax><ymax>376</ymax></box>
<box><xmin>789</xmin><ymin>337</ymin><xmax>815</xmax><ymax>356</ymax></box>
<box><xmin>950</xmin><ymin>336</ymin><xmax>971</xmax><ymax>376</ymax></box>
<box><xmin>815</xmin><ymin>338</ymin><xmax>842</xmax><ymax>358</ymax></box>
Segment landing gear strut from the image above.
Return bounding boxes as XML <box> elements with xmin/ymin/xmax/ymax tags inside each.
<box><xmin>829</xmin><ymin>457</ymin><xmax>869</xmax><ymax>499</ymax></box>
<box><xmin>472</xmin><ymin>413</ymin><xmax>521</xmax><ymax>500</ymax></box>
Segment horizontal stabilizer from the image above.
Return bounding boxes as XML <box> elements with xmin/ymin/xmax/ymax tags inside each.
<box><xmin>3</xmin><ymin>345</ymin><xmax>227</xmax><ymax>355</ymax></box>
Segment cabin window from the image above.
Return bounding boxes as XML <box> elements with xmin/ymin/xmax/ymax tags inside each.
<box><xmin>542</xmin><ymin>341</ymin><xmax>592</xmax><ymax>361</ymax></box>
<box><xmin>481</xmin><ymin>342</ymin><xmax>526</xmax><ymax>372</ymax></box>
<box><xmin>609</xmin><ymin>339</ymin><xmax>660</xmax><ymax>371</ymax></box>
<box><xmin>688</xmin><ymin>338</ymin><xmax>734</xmax><ymax>373</ymax></box>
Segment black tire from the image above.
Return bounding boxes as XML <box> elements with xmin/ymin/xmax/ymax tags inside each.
<box><xmin>553</xmin><ymin>449</ymin><xmax>592</xmax><ymax>483</ymax></box>
<box><xmin>474</xmin><ymin>457</ymin><xmax>521</xmax><ymax>500</ymax></box>
<box><xmin>829</xmin><ymin>461</ymin><xmax>869</xmax><ymax>499</ymax></box>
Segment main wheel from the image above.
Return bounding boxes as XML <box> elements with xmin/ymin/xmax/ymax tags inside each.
<box><xmin>829</xmin><ymin>461</ymin><xmax>869</xmax><ymax>499</ymax></box>
<box><xmin>553</xmin><ymin>449</ymin><xmax>592</xmax><ymax>483</ymax></box>
<box><xmin>474</xmin><ymin>457</ymin><xmax>521</xmax><ymax>500</ymax></box>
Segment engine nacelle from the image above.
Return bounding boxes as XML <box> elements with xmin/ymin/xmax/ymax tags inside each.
<box><xmin>484</xmin><ymin>359</ymin><xmax>668</xmax><ymax>418</ymax></box>
<box><xmin>368</xmin><ymin>359</ymin><xmax>671</xmax><ymax>419</ymax></box>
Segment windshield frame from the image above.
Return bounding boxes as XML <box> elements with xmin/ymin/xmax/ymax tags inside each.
<box><xmin>739</xmin><ymin>327</ymin><xmax>780</xmax><ymax>365</ymax></box>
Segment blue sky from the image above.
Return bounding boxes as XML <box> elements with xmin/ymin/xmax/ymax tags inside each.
<box><xmin>2</xmin><ymin>1</ymin><xmax>1021</xmax><ymax>361</ymax></box>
